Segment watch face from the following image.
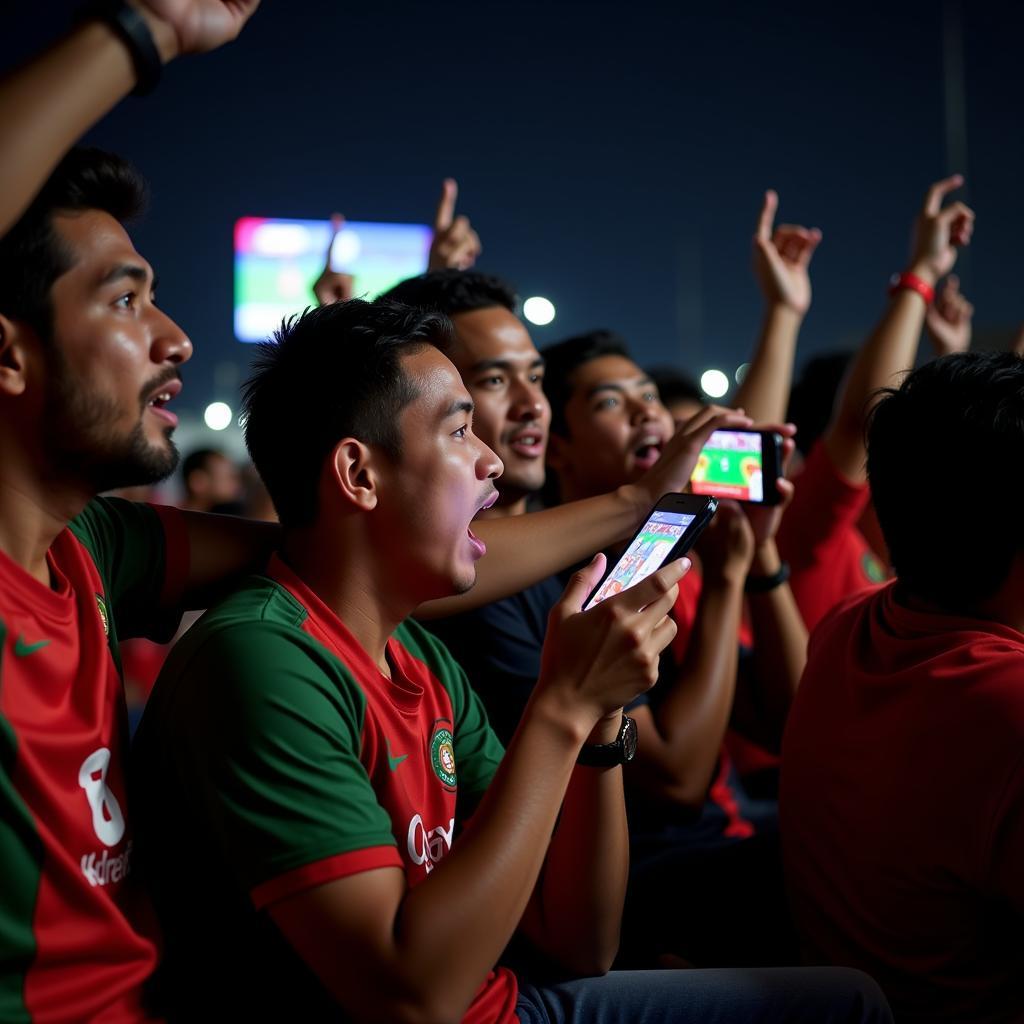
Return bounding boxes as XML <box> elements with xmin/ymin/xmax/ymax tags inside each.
<box><xmin>621</xmin><ymin>716</ymin><xmax>638</xmax><ymax>762</ymax></box>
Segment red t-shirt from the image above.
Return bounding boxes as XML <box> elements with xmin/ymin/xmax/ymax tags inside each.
<box><xmin>0</xmin><ymin>498</ymin><xmax>187</xmax><ymax>1023</ymax></box>
<box><xmin>777</xmin><ymin>440</ymin><xmax>887</xmax><ymax>633</ymax></box>
<box><xmin>780</xmin><ymin>583</ymin><xmax>1024</xmax><ymax>1022</ymax></box>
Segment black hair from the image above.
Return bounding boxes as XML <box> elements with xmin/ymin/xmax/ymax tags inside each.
<box><xmin>182</xmin><ymin>448</ymin><xmax>226</xmax><ymax>484</ymax></box>
<box><xmin>867</xmin><ymin>351</ymin><xmax>1024</xmax><ymax>612</ymax></box>
<box><xmin>787</xmin><ymin>351</ymin><xmax>854</xmax><ymax>456</ymax></box>
<box><xmin>242</xmin><ymin>298</ymin><xmax>453</xmax><ymax>528</ymax></box>
<box><xmin>0</xmin><ymin>147</ymin><xmax>148</xmax><ymax>340</ymax></box>
<box><xmin>540</xmin><ymin>329</ymin><xmax>631</xmax><ymax>437</ymax></box>
<box><xmin>383</xmin><ymin>268</ymin><xmax>517</xmax><ymax>316</ymax></box>
<box><xmin>647</xmin><ymin>366</ymin><xmax>704</xmax><ymax>410</ymax></box>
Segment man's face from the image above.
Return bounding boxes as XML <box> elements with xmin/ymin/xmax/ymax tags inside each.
<box><xmin>39</xmin><ymin>210</ymin><xmax>192</xmax><ymax>493</ymax></box>
<box><xmin>447</xmin><ymin>306</ymin><xmax>549</xmax><ymax>502</ymax></box>
<box><xmin>548</xmin><ymin>354</ymin><xmax>674</xmax><ymax>499</ymax></box>
<box><xmin>374</xmin><ymin>346</ymin><xmax>502</xmax><ymax>599</ymax></box>
<box><xmin>191</xmin><ymin>454</ymin><xmax>243</xmax><ymax>509</ymax></box>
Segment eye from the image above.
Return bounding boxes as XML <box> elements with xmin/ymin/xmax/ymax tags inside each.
<box><xmin>452</xmin><ymin>424</ymin><xmax>468</xmax><ymax>439</ymax></box>
<box><xmin>114</xmin><ymin>292</ymin><xmax>136</xmax><ymax>310</ymax></box>
<box><xmin>594</xmin><ymin>395</ymin><xmax>619</xmax><ymax>411</ymax></box>
<box><xmin>642</xmin><ymin>391</ymin><xmax>659</xmax><ymax>403</ymax></box>
<box><xmin>529</xmin><ymin>371</ymin><xmax>544</xmax><ymax>385</ymax></box>
<box><xmin>477</xmin><ymin>375</ymin><xmax>505</xmax><ymax>390</ymax></box>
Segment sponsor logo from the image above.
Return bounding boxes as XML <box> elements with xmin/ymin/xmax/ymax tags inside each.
<box><xmin>406</xmin><ymin>813</ymin><xmax>454</xmax><ymax>873</ymax></box>
<box><xmin>430</xmin><ymin>725</ymin><xmax>457</xmax><ymax>789</ymax></box>
<box><xmin>81</xmin><ymin>840</ymin><xmax>133</xmax><ymax>887</ymax></box>
<box><xmin>861</xmin><ymin>551</ymin><xmax>887</xmax><ymax>584</ymax></box>
<box><xmin>95</xmin><ymin>594</ymin><xmax>109</xmax><ymax>637</ymax></box>
<box><xmin>14</xmin><ymin>635</ymin><xmax>50</xmax><ymax>657</ymax></box>
<box><xmin>78</xmin><ymin>747</ymin><xmax>126</xmax><ymax>848</ymax></box>
<box><xmin>385</xmin><ymin>738</ymin><xmax>408</xmax><ymax>772</ymax></box>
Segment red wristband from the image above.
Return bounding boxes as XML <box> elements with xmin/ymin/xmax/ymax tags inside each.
<box><xmin>888</xmin><ymin>271</ymin><xmax>935</xmax><ymax>305</ymax></box>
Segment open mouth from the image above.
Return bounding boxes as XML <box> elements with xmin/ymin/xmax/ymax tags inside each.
<box><xmin>632</xmin><ymin>434</ymin><xmax>664</xmax><ymax>471</ymax></box>
<box><xmin>467</xmin><ymin>489</ymin><xmax>499</xmax><ymax>559</ymax></box>
<box><xmin>145</xmin><ymin>378</ymin><xmax>182</xmax><ymax>427</ymax></box>
<box><xmin>507</xmin><ymin>428</ymin><xmax>545</xmax><ymax>458</ymax></box>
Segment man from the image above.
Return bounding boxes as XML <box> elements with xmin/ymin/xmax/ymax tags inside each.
<box><xmin>133</xmin><ymin>298</ymin><xmax>889</xmax><ymax>1023</ymax></box>
<box><xmin>781</xmin><ymin>351</ymin><xmax>1024</xmax><ymax>1022</ymax></box>
<box><xmin>180</xmin><ymin>447</ymin><xmax>243</xmax><ymax>513</ymax></box>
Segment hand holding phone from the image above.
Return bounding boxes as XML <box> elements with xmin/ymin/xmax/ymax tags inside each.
<box><xmin>584</xmin><ymin>493</ymin><xmax>718</xmax><ymax>610</ymax></box>
<box><xmin>690</xmin><ymin>429</ymin><xmax>783</xmax><ymax>505</ymax></box>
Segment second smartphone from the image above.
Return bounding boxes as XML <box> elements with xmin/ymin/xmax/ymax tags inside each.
<box><xmin>584</xmin><ymin>493</ymin><xmax>718</xmax><ymax>610</ymax></box>
<box><xmin>690</xmin><ymin>428</ymin><xmax>783</xmax><ymax>505</ymax></box>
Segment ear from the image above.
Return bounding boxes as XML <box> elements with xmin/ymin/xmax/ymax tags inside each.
<box><xmin>327</xmin><ymin>437</ymin><xmax>380</xmax><ymax>511</ymax></box>
<box><xmin>0</xmin><ymin>314</ymin><xmax>32</xmax><ymax>397</ymax></box>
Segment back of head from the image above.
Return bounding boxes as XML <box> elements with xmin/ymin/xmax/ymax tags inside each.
<box><xmin>867</xmin><ymin>351</ymin><xmax>1024</xmax><ymax>613</ymax></box>
<box><xmin>242</xmin><ymin>299</ymin><xmax>453</xmax><ymax>528</ymax></box>
<box><xmin>541</xmin><ymin>329</ymin><xmax>631</xmax><ymax>437</ymax></box>
<box><xmin>787</xmin><ymin>351</ymin><xmax>853</xmax><ymax>456</ymax></box>
<box><xmin>383</xmin><ymin>269</ymin><xmax>516</xmax><ymax>317</ymax></box>
<box><xmin>0</xmin><ymin>147</ymin><xmax>147</xmax><ymax>341</ymax></box>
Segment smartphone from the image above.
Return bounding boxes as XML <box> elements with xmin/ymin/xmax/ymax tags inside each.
<box><xmin>583</xmin><ymin>493</ymin><xmax>718</xmax><ymax>610</ymax></box>
<box><xmin>690</xmin><ymin>429</ymin><xmax>783</xmax><ymax>505</ymax></box>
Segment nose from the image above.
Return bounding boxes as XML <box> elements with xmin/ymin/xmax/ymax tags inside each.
<box><xmin>478</xmin><ymin>438</ymin><xmax>504</xmax><ymax>481</ymax></box>
<box><xmin>150</xmin><ymin>307</ymin><xmax>193</xmax><ymax>366</ymax></box>
<box><xmin>509</xmin><ymin>378</ymin><xmax>548</xmax><ymax>422</ymax></box>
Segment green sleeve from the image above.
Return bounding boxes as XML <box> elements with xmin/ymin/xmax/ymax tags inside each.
<box><xmin>68</xmin><ymin>496</ymin><xmax>183</xmax><ymax>642</ymax></box>
<box><xmin>397</xmin><ymin>620</ymin><xmax>504</xmax><ymax>801</ymax></box>
<box><xmin>165</xmin><ymin>620</ymin><xmax>398</xmax><ymax>894</ymax></box>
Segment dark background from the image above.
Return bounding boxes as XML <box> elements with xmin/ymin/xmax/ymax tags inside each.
<box><xmin>4</xmin><ymin>0</ymin><xmax>1022</xmax><ymax>421</ymax></box>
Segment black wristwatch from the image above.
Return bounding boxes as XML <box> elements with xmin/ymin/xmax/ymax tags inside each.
<box><xmin>577</xmin><ymin>715</ymin><xmax>637</xmax><ymax>767</ymax></box>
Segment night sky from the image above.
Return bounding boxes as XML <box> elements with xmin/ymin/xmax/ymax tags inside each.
<box><xmin>4</xmin><ymin>0</ymin><xmax>1022</xmax><ymax>426</ymax></box>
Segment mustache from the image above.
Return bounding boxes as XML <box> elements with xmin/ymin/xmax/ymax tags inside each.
<box><xmin>138</xmin><ymin>368</ymin><xmax>181</xmax><ymax>408</ymax></box>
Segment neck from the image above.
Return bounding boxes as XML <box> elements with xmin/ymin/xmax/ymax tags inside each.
<box><xmin>281</xmin><ymin>526</ymin><xmax>414</xmax><ymax>674</ymax></box>
<box><xmin>0</xmin><ymin>435</ymin><xmax>93</xmax><ymax>586</ymax></box>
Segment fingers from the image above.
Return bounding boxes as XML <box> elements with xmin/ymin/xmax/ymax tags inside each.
<box><xmin>679</xmin><ymin>406</ymin><xmax>754</xmax><ymax>449</ymax></box>
<box><xmin>774</xmin><ymin>476</ymin><xmax>796</xmax><ymax>510</ymax></box>
<box><xmin>604</xmin><ymin>557</ymin><xmax>688</xmax><ymax>618</ymax></box>
<box><xmin>1012</xmin><ymin>325</ymin><xmax>1024</xmax><ymax>357</ymax></box>
<box><xmin>433</xmin><ymin>178</ymin><xmax>458</xmax><ymax>233</ymax></box>
<box><xmin>560</xmin><ymin>553</ymin><xmax>607</xmax><ymax>614</ymax></box>
<box><xmin>324</xmin><ymin>212</ymin><xmax>345</xmax><ymax>269</ymax></box>
<box><xmin>755</xmin><ymin>189</ymin><xmax>778</xmax><ymax>242</ymax></box>
<box><xmin>923</xmin><ymin>173</ymin><xmax>964</xmax><ymax>216</ymax></box>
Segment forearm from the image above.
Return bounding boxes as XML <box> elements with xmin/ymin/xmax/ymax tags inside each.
<box><xmin>389</xmin><ymin>694</ymin><xmax>591</xmax><ymax>1019</ymax></box>
<box><xmin>733</xmin><ymin>304</ymin><xmax>803</xmax><ymax>423</ymax></box>
<box><xmin>827</xmin><ymin>278</ymin><xmax>931</xmax><ymax>482</ymax></box>
<box><xmin>417</xmin><ymin>486</ymin><xmax>646</xmax><ymax>619</ymax></box>
<box><xmin>630</xmin><ymin>580</ymin><xmax>743</xmax><ymax>807</ymax></box>
<box><xmin>523</xmin><ymin>717</ymin><xmax>629</xmax><ymax>975</ymax></box>
<box><xmin>744</xmin><ymin>540</ymin><xmax>807</xmax><ymax>742</ymax></box>
<box><xmin>0</xmin><ymin>17</ymin><xmax>176</xmax><ymax>237</ymax></box>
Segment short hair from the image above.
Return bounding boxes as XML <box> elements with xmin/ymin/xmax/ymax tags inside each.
<box><xmin>647</xmin><ymin>366</ymin><xmax>704</xmax><ymax>410</ymax></box>
<box><xmin>242</xmin><ymin>299</ymin><xmax>453</xmax><ymax>528</ymax></box>
<box><xmin>0</xmin><ymin>147</ymin><xmax>148</xmax><ymax>340</ymax></box>
<box><xmin>383</xmin><ymin>269</ymin><xmax>517</xmax><ymax>316</ymax></box>
<box><xmin>182</xmin><ymin>449</ymin><xmax>225</xmax><ymax>485</ymax></box>
<box><xmin>787</xmin><ymin>351</ymin><xmax>853</xmax><ymax>456</ymax></box>
<box><xmin>867</xmin><ymin>351</ymin><xmax>1024</xmax><ymax>612</ymax></box>
<box><xmin>541</xmin><ymin>329</ymin><xmax>630</xmax><ymax>437</ymax></box>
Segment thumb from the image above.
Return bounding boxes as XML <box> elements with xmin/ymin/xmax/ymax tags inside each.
<box><xmin>558</xmin><ymin>553</ymin><xmax>607</xmax><ymax>615</ymax></box>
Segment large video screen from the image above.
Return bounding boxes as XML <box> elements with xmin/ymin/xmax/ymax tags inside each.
<box><xmin>234</xmin><ymin>217</ymin><xmax>432</xmax><ymax>342</ymax></box>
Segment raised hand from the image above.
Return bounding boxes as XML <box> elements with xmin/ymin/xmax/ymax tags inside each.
<box><xmin>312</xmin><ymin>213</ymin><xmax>355</xmax><ymax>306</ymax></box>
<box><xmin>908</xmin><ymin>175</ymin><xmax>974</xmax><ymax>286</ymax></box>
<box><xmin>1013</xmin><ymin>325</ymin><xmax>1024</xmax><ymax>357</ymax></box>
<box><xmin>752</xmin><ymin>190</ymin><xmax>822</xmax><ymax>316</ymax></box>
<box><xmin>538</xmin><ymin>555</ymin><xmax>685</xmax><ymax>726</ymax></box>
<box><xmin>926</xmin><ymin>274</ymin><xmax>974</xmax><ymax>356</ymax></box>
<box><xmin>742</xmin><ymin>427</ymin><xmax>797</xmax><ymax>547</ymax></box>
<box><xmin>428</xmin><ymin>179</ymin><xmax>481</xmax><ymax>272</ymax></box>
<box><xmin>135</xmin><ymin>0</ymin><xmax>260</xmax><ymax>57</ymax></box>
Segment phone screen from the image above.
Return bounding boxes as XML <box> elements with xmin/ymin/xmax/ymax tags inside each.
<box><xmin>585</xmin><ymin>510</ymin><xmax>696</xmax><ymax>609</ymax></box>
<box><xmin>691</xmin><ymin>430</ymin><xmax>766</xmax><ymax>502</ymax></box>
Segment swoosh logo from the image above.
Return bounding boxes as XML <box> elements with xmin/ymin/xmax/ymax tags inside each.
<box><xmin>14</xmin><ymin>635</ymin><xmax>51</xmax><ymax>658</ymax></box>
<box><xmin>385</xmin><ymin>739</ymin><xmax>408</xmax><ymax>773</ymax></box>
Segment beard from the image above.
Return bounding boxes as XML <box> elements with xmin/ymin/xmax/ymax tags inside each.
<box><xmin>42</xmin><ymin>349</ymin><xmax>181</xmax><ymax>494</ymax></box>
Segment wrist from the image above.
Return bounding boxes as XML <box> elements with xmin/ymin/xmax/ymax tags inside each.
<box><xmin>764</xmin><ymin>300</ymin><xmax>806</xmax><ymax>325</ymax></box>
<box><xmin>750</xmin><ymin>540</ymin><xmax>781</xmax><ymax>577</ymax></box>
<box><xmin>903</xmin><ymin>263</ymin><xmax>939</xmax><ymax>290</ymax></box>
<box><xmin>586</xmin><ymin>711</ymin><xmax>624</xmax><ymax>746</ymax></box>
<box><xmin>701</xmin><ymin>562</ymin><xmax>749</xmax><ymax>589</ymax></box>
<box><xmin>125</xmin><ymin>1</ymin><xmax>181</xmax><ymax>62</ymax></box>
<box><xmin>528</xmin><ymin>685</ymin><xmax>599</xmax><ymax>751</ymax></box>
<box><xmin>616</xmin><ymin>482</ymin><xmax>652</xmax><ymax>528</ymax></box>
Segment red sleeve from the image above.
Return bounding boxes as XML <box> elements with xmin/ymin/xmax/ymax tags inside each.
<box><xmin>987</xmin><ymin>750</ymin><xmax>1024</xmax><ymax>915</ymax></box>
<box><xmin>150</xmin><ymin>503</ymin><xmax>190</xmax><ymax>609</ymax></box>
<box><xmin>250</xmin><ymin>846</ymin><xmax>404</xmax><ymax>910</ymax></box>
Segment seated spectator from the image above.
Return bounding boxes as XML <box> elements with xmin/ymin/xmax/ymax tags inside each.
<box><xmin>780</xmin><ymin>350</ymin><xmax>1024</xmax><ymax>1022</ymax></box>
<box><xmin>133</xmin><ymin>298</ymin><xmax>890</xmax><ymax>1024</ymax></box>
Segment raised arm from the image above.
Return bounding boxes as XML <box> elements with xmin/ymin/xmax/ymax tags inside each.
<box><xmin>269</xmin><ymin>561</ymin><xmax>683</xmax><ymax>1024</ymax></box>
<box><xmin>0</xmin><ymin>1</ymin><xmax>259</xmax><ymax>237</ymax></box>
<box><xmin>418</xmin><ymin>404</ymin><xmax>752</xmax><ymax>618</ymax></box>
<box><xmin>826</xmin><ymin>175</ymin><xmax>974</xmax><ymax>483</ymax></box>
<box><xmin>925</xmin><ymin>274</ymin><xmax>974</xmax><ymax>357</ymax></box>
<box><xmin>734</xmin><ymin>190</ymin><xmax>821</xmax><ymax>423</ymax></box>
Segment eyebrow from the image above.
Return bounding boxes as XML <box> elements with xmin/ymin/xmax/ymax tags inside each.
<box><xmin>97</xmin><ymin>263</ymin><xmax>153</xmax><ymax>288</ymax></box>
<box><xmin>585</xmin><ymin>376</ymin><xmax>655</xmax><ymax>400</ymax></box>
<box><xmin>469</xmin><ymin>357</ymin><xmax>545</xmax><ymax>374</ymax></box>
<box><xmin>442</xmin><ymin>398</ymin><xmax>474</xmax><ymax>420</ymax></box>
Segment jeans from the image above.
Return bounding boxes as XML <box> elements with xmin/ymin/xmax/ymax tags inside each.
<box><xmin>515</xmin><ymin>966</ymin><xmax>892</xmax><ymax>1023</ymax></box>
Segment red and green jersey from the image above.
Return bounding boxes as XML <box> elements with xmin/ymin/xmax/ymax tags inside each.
<box><xmin>0</xmin><ymin>497</ymin><xmax>188</xmax><ymax>1023</ymax></box>
<box><xmin>132</xmin><ymin>555</ymin><xmax>511</xmax><ymax>1023</ymax></box>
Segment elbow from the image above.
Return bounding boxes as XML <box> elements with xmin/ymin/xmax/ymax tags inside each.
<box><xmin>555</xmin><ymin>941</ymin><xmax>618</xmax><ymax>979</ymax></box>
